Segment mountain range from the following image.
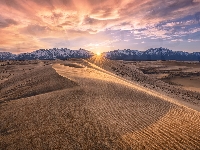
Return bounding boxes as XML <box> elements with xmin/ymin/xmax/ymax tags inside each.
<box><xmin>0</xmin><ymin>47</ymin><xmax>200</xmax><ymax>61</ymax></box>
<box><xmin>0</xmin><ymin>48</ymin><xmax>93</xmax><ymax>60</ymax></box>
<box><xmin>104</xmin><ymin>47</ymin><xmax>200</xmax><ymax>61</ymax></box>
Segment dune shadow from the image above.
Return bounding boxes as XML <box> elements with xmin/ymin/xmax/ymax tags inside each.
<box><xmin>63</xmin><ymin>63</ymin><xmax>84</xmax><ymax>68</ymax></box>
<box><xmin>0</xmin><ymin>66</ymin><xmax>78</xmax><ymax>103</ymax></box>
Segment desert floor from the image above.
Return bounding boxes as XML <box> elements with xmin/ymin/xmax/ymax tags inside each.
<box><xmin>132</xmin><ymin>61</ymin><xmax>200</xmax><ymax>93</ymax></box>
<box><xmin>0</xmin><ymin>58</ymin><xmax>200</xmax><ymax>149</ymax></box>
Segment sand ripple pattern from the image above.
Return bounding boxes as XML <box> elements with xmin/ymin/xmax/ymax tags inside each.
<box><xmin>53</xmin><ymin>63</ymin><xmax>200</xmax><ymax>149</ymax></box>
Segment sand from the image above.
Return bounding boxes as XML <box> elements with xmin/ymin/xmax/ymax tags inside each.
<box><xmin>0</xmin><ymin>59</ymin><xmax>200</xmax><ymax>149</ymax></box>
<box><xmin>55</xmin><ymin>62</ymin><xmax>200</xmax><ymax>149</ymax></box>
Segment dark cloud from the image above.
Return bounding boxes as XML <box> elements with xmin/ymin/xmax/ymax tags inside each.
<box><xmin>0</xmin><ymin>18</ymin><xmax>18</xmax><ymax>28</ymax></box>
<box><xmin>21</xmin><ymin>25</ymin><xmax>49</xmax><ymax>35</ymax></box>
<box><xmin>147</xmin><ymin>0</ymin><xmax>194</xmax><ymax>18</ymax></box>
<box><xmin>2</xmin><ymin>0</ymin><xmax>27</xmax><ymax>12</ymax></box>
<box><xmin>195</xmin><ymin>12</ymin><xmax>200</xmax><ymax>25</ymax></box>
<box><xmin>140</xmin><ymin>0</ymin><xmax>200</xmax><ymax>25</ymax></box>
<box><xmin>87</xmin><ymin>0</ymin><xmax>108</xmax><ymax>5</ymax></box>
<box><xmin>84</xmin><ymin>16</ymin><xmax>98</xmax><ymax>25</ymax></box>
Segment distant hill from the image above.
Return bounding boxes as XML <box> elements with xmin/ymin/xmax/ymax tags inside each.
<box><xmin>0</xmin><ymin>48</ymin><xmax>93</xmax><ymax>60</ymax></box>
<box><xmin>103</xmin><ymin>48</ymin><xmax>200</xmax><ymax>61</ymax></box>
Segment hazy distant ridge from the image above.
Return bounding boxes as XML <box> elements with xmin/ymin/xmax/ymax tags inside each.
<box><xmin>0</xmin><ymin>48</ymin><xmax>93</xmax><ymax>60</ymax></box>
<box><xmin>104</xmin><ymin>48</ymin><xmax>200</xmax><ymax>61</ymax></box>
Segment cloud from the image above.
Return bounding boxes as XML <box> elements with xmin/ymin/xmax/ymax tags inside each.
<box><xmin>0</xmin><ymin>0</ymin><xmax>200</xmax><ymax>53</ymax></box>
<box><xmin>21</xmin><ymin>25</ymin><xmax>50</xmax><ymax>36</ymax></box>
<box><xmin>90</xmin><ymin>7</ymin><xmax>119</xmax><ymax>20</ymax></box>
<box><xmin>0</xmin><ymin>17</ymin><xmax>18</xmax><ymax>28</ymax></box>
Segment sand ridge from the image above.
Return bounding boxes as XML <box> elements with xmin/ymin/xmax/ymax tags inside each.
<box><xmin>53</xmin><ymin>62</ymin><xmax>200</xmax><ymax>149</ymax></box>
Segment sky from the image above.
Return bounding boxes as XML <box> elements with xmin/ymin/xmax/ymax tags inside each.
<box><xmin>0</xmin><ymin>0</ymin><xmax>200</xmax><ymax>54</ymax></box>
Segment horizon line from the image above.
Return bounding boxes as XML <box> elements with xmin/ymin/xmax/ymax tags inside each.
<box><xmin>1</xmin><ymin>47</ymin><xmax>200</xmax><ymax>55</ymax></box>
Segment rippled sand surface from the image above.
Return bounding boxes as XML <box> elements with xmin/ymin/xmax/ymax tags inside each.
<box><xmin>0</xmin><ymin>60</ymin><xmax>199</xmax><ymax>149</ymax></box>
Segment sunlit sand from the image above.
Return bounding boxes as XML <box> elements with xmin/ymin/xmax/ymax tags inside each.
<box><xmin>1</xmin><ymin>59</ymin><xmax>200</xmax><ymax>149</ymax></box>
<box><xmin>53</xmin><ymin>59</ymin><xmax>200</xmax><ymax>149</ymax></box>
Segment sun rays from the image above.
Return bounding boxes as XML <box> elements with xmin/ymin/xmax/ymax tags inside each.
<box><xmin>96</xmin><ymin>52</ymin><xmax>101</xmax><ymax>56</ymax></box>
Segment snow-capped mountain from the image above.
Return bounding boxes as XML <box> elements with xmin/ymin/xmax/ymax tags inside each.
<box><xmin>0</xmin><ymin>47</ymin><xmax>199</xmax><ymax>61</ymax></box>
<box><xmin>105</xmin><ymin>49</ymin><xmax>142</xmax><ymax>57</ymax></box>
<box><xmin>103</xmin><ymin>49</ymin><xmax>143</xmax><ymax>60</ymax></box>
<box><xmin>143</xmin><ymin>48</ymin><xmax>173</xmax><ymax>55</ymax></box>
<box><xmin>0</xmin><ymin>52</ymin><xmax>17</xmax><ymax>60</ymax></box>
<box><xmin>0</xmin><ymin>48</ymin><xmax>94</xmax><ymax>60</ymax></box>
<box><xmin>105</xmin><ymin>47</ymin><xmax>200</xmax><ymax>61</ymax></box>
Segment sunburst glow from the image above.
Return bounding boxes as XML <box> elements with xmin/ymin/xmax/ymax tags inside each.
<box><xmin>96</xmin><ymin>52</ymin><xmax>101</xmax><ymax>56</ymax></box>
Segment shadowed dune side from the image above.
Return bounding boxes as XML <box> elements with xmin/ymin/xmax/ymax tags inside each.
<box><xmin>0</xmin><ymin>66</ymin><xmax>78</xmax><ymax>102</ymax></box>
<box><xmin>62</xmin><ymin>63</ymin><xmax>85</xmax><ymax>68</ymax></box>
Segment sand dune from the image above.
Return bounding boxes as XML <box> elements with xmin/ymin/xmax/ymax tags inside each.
<box><xmin>53</xmin><ymin>62</ymin><xmax>200</xmax><ymax>149</ymax></box>
<box><xmin>0</xmin><ymin>66</ymin><xmax>77</xmax><ymax>103</ymax></box>
<box><xmin>88</xmin><ymin>57</ymin><xmax>200</xmax><ymax>110</ymax></box>
<box><xmin>0</xmin><ymin>59</ymin><xmax>200</xmax><ymax>149</ymax></box>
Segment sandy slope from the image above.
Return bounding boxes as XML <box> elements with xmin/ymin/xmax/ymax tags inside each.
<box><xmin>0</xmin><ymin>65</ymin><xmax>77</xmax><ymax>103</ymax></box>
<box><xmin>88</xmin><ymin>57</ymin><xmax>200</xmax><ymax>110</ymax></box>
<box><xmin>0</xmin><ymin>60</ymin><xmax>200</xmax><ymax>149</ymax></box>
<box><xmin>0</xmin><ymin>64</ymin><xmax>131</xmax><ymax>149</ymax></box>
<box><xmin>53</xmin><ymin>63</ymin><xmax>200</xmax><ymax>149</ymax></box>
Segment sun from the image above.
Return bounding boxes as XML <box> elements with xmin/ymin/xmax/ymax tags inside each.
<box><xmin>96</xmin><ymin>52</ymin><xmax>101</xmax><ymax>56</ymax></box>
